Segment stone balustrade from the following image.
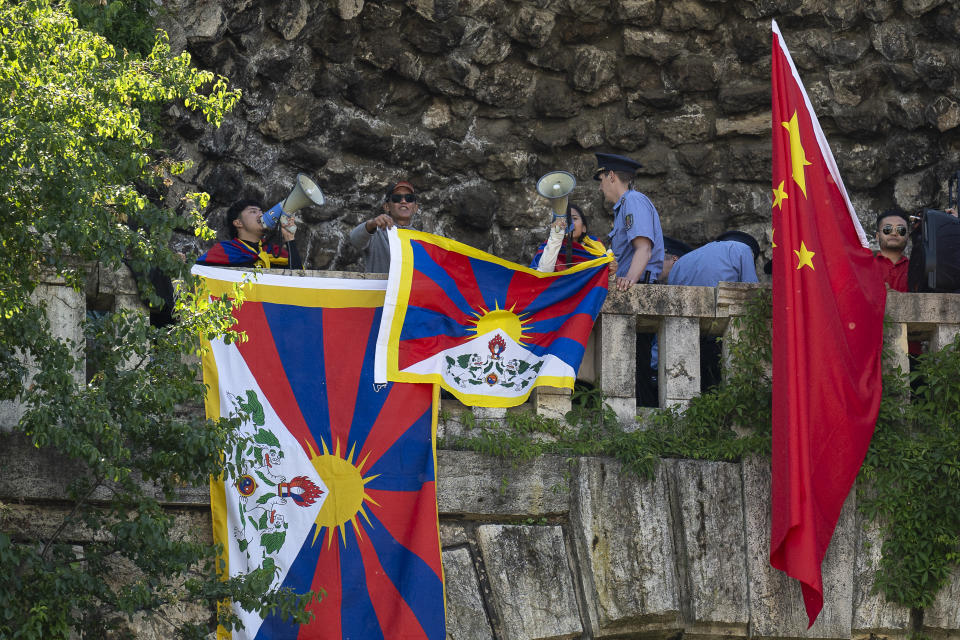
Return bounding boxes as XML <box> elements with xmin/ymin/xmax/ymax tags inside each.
<box><xmin>2</xmin><ymin>267</ymin><xmax>959</xmax><ymax>639</ymax></box>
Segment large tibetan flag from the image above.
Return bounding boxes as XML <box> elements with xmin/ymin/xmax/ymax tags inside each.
<box><xmin>193</xmin><ymin>265</ymin><xmax>445</xmax><ymax>640</ymax></box>
<box><xmin>769</xmin><ymin>21</ymin><xmax>886</xmax><ymax>627</ymax></box>
<box><xmin>375</xmin><ymin>229</ymin><xmax>612</xmax><ymax>407</ymax></box>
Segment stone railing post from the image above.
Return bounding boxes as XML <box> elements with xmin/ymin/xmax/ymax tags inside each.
<box><xmin>657</xmin><ymin>316</ymin><xmax>700</xmax><ymax>410</ymax></box>
<box><xmin>531</xmin><ymin>386</ymin><xmax>571</xmax><ymax>421</ymax></box>
<box><xmin>596</xmin><ymin>312</ymin><xmax>636</xmax><ymax>424</ymax></box>
<box><xmin>881</xmin><ymin>321</ymin><xmax>909</xmax><ymax>375</ymax></box>
<box><xmin>930</xmin><ymin>323</ymin><xmax>960</xmax><ymax>352</ymax></box>
<box><xmin>0</xmin><ymin>274</ymin><xmax>85</xmax><ymax>432</ymax></box>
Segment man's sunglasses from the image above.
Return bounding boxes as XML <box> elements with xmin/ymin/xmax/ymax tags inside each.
<box><xmin>389</xmin><ymin>194</ymin><xmax>417</xmax><ymax>203</ymax></box>
<box><xmin>881</xmin><ymin>224</ymin><xmax>907</xmax><ymax>237</ymax></box>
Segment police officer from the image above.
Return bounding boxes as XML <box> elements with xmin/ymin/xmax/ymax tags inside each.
<box><xmin>594</xmin><ymin>152</ymin><xmax>665</xmax><ymax>291</ymax></box>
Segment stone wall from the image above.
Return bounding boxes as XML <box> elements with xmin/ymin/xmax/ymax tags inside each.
<box><xmin>157</xmin><ymin>0</ymin><xmax>960</xmax><ymax>272</ymax></box>
<box><xmin>5</xmin><ymin>430</ymin><xmax>960</xmax><ymax>639</ymax></box>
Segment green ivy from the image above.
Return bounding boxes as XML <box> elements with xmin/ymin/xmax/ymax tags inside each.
<box><xmin>859</xmin><ymin>334</ymin><xmax>960</xmax><ymax>608</ymax></box>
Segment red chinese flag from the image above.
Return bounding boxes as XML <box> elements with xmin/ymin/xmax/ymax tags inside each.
<box><xmin>769</xmin><ymin>20</ymin><xmax>886</xmax><ymax>627</ymax></box>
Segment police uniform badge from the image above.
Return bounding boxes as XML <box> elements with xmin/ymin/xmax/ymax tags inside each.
<box><xmin>625</xmin><ymin>213</ymin><xmax>634</xmax><ymax>229</ymax></box>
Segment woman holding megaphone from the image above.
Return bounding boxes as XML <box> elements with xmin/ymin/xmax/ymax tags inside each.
<box><xmin>530</xmin><ymin>203</ymin><xmax>606</xmax><ymax>272</ymax></box>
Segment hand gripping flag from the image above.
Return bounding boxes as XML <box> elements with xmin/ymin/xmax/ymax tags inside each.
<box><xmin>375</xmin><ymin>229</ymin><xmax>612</xmax><ymax>408</ymax></box>
<box><xmin>193</xmin><ymin>265</ymin><xmax>445</xmax><ymax>640</ymax></box>
<box><xmin>769</xmin><ymin>21</ymin><xmax>886</xmax><ymax>627</ymax></box>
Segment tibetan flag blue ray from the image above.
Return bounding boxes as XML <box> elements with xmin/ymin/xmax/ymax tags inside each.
<box><xmin>194</xmin><ymin>265</ymin><xmax>443</xmax><ymax>640</ymax></box>
<box><xmin>469</xmin><ymin>256</ymin><xmax>514</xmax><ymax>311</ymax></box>
<box><xmin>339</xmin><ymin>527</ymin><xmax>387</xmax><ymax>640</ymax></box>
<box><xmin>261</xmin><ymin>303</ymin><xmax>333</xmax><ymax>448</ymax></box>
<box><xmin>525</xmin><ymin>337</ymin><xmax>585</xmax><ymax>368</ymax></box>
<box><xmin>378</xmin><ymin>229</ymin><xmax>612</xmax><ymax>408</ymax></box>
<box><xmin>525</xmin><ymin>268</ymin><xmax>606</xmax><ymax>313</ymax></box>
<box><xmin>345</xmin><ymin>308</ymin><xmax>395</xmax><ymax>449</ymax></box>
<box><xmin>410</xmin><ymin>241</ymin><xmax>480</xmax><ymax>319</ymax></box>
<box><xmin>398</xmin><ymin>306</ymin><xmax>474</xmax><ymax>341</ymax></box>
<box><xmin>365</xmin><ymin>412</ymin><xmax>435</xmax><ymax>491</ymax></box>
<box><xmin>367</xmin><ymin>511</ymin><xmax>446</xmax><ymax>640</ymax></box>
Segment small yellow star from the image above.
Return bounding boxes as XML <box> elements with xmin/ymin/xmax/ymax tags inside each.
<box><xmin>771</xmin><ymin>228</ymin><xmax>777</xmax><ymax>249</ymax></box>
<box><xmin>772</xmin><ymin>181</ymin><xmax>788</xmax><ymax>210</ymax></box>
<box><xmin>794</xmin><ymin>241</ymin><xmax>815</xmax><ymax>270</ymax></box>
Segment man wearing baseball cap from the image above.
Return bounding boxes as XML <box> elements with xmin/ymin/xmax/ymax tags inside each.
<box><xmin>350</xmin><ymin>180</ymin><xmax>419</xmax><ymax>273</ymax></box>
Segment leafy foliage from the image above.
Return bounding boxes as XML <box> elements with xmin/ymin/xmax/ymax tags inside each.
<box><xmin>860</xmin><ymin>334</ymin><xmax>960</xmax><ymax>608</ymax></box>
<box><xmin>0</xmin><ymin>2</ymin><xmax>314</xmax><ymax>637</ymax></box>
<box><xmin>69</xmin><ymin>0</ymin><xmax>159</xmax><ymax>56</ymax></box>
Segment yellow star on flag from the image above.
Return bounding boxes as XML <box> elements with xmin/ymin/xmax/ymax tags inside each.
<box><xmin>794</xmin><ymin>241</ymin><xmax>815</xmax><ymax>270</ymax></box>
<box><xmin>772</xmin><ymin>228</ymin><xmax>777</xmax><ymax>248</ymax></box>
<box><xmin>772</xmin><ymin>181</ymin><xmax>788</xmax><ymax>210</ymax></box>
<box><xmin>782</xmin><ymin>111</ymin><xmax>812</xmax><ymax>197</ymax></box>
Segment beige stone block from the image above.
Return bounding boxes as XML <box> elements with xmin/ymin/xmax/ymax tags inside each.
<box><xmin>532</xmin><ymin>385</ymin><xmax>571</xmax><ymax>421</ymax></box>
<box><xmin>672</xmin><ymin>460</ymin><xmax>749</xmax><ymax>636</ymax></box>
<box><xmin>570</xmin><ymin>457</ymin><xmax>681</xmax><ymax>636</ymax></box>
<box><xmin>477</xmin><ymin>525</ymin><xmax>582</xmax><ymax>640</ymax></box>
<box><xmin>443</xmin><ymin>546</ymin><xmax>495</xmax><ymax>639</ymax></box>
<box><xmin>437</xmin><ymin>451</ymin><xmax>570</xmax><ymax>517</ymax></box>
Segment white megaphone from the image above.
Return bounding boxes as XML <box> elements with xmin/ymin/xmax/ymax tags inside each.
<box><xmin>536</xmin><ymin>171</ymin><xmax>576</xmax><ymax>221</ymax></box>
<box><xmin>261</xmin><ymin>173</ymin><xmax>325</xmax><ymax>231</ymax></box>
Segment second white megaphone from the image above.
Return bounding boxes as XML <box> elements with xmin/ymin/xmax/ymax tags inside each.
<box><xmin>536</xmin><ymin>171</ymin><xmax>576</xmax><ymax>220</ymax></box>
<box><xmin>261</xmin><ymin>174</ymin><xmax>325</xmax><ymax>229</ymax></box>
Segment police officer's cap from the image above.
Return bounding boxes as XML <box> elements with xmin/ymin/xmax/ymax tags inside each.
<box><xmin>663</xmin><ymin>236</ymin><xmax>694</xmax><ymax>257</ymax></box>
<box><xmin>593</xmin><ymin>153</ymin><xmax>643</xmax><ymax>180</ymax></box>
<box><xmin>716</xmin><ymin>230</ymin><xmax>761</xmax><ymax>261</ymax></box>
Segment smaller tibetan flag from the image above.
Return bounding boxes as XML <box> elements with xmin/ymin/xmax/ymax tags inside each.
<box><xmin>375</xmin><ymin>229</ymin><xmax>612</xmax><ymax>408</ymax></box>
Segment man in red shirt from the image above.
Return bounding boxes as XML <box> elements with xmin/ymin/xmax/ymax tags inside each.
<box><xmin>875</xmin><ymin>208</ymin><xmax>910</xmax><ymax>291</ymax></box>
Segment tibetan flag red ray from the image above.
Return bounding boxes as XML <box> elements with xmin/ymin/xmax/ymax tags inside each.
<box><xmin>193</xmin><ymin>266</ymin><xmax>444</xmax><ymax>640</ymax></box>
<box><xmin>769</xmin><ymin>21</ymin><xmax>886</xmax><ymax>627</ymax></box>
<box><xmin>375</xmin><ymin>229</ymin><xmax>612</xmax><ymax>408</ymax></box>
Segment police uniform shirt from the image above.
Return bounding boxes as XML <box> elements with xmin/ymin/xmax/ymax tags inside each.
<box><xmin>668</xmin><ymin>240</ymin><xmax>758</xmax><ymax>286</ymax></box>
<box><xmin>608</xmin><ymin>189</ymin><xmax>664</xmax><ymax>281</ymax></box>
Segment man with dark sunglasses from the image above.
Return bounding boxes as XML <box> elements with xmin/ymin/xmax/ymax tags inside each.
<box><xmin>874</xmin><ymin>208</ymin><xmax>910</xmax><ymax>292</ymax></box>
<box><xmin>350</xmin><ymin>180</ymin><xmax>419</xmax><ymax>273</ymax></box>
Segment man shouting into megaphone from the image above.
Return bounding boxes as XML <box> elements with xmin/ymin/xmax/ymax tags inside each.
<box><xmin>196</xmin><ymin>199</ymin><xmax>302</xmax><ymax>269</ymax></box>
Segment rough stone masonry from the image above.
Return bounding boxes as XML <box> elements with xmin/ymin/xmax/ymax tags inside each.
<box><xmin>156</xmin><ymin>0</ymin><xmax>960</xmax><ymax>271</ymax></box>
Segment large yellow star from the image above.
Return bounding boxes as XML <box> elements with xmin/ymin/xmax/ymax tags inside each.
<box><xmin>772</xmin><ymin>180</ymin><xmax>788</xmax><ymax>210</ymax></box>
<box><xmin>794</xmin><ymin>241</ymin><xmax>815</xmax><ymax>270</ymax></box>
<box><xmin>781</xmin><ymin>112</ymin><xmax>812</xmax><ymax>198</ymax></box>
